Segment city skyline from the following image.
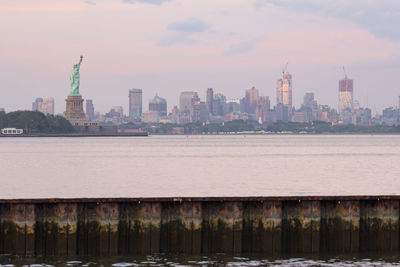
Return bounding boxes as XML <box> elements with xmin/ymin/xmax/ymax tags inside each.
<box><xmin>7</xmin><ymin>69</ymin><xmax>400</xmax><ymax>125</ymax></box>
<box><xmin>1</xmin><ymin>0</ymin><xmax>400</xmax><ymax>113</ymax></box>
<box><xmin>64</xmin><ymin>70</ymin><xmax>396</xmax><ymax>126</ymax></box>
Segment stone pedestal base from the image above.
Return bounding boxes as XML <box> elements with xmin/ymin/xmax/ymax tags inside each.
<box><xmin>65</xmin><ymin>95</ymin><xmax>88</xmax><ymax>126</ymax></box>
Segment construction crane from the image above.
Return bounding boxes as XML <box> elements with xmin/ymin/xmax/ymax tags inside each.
<box><xmin>342</xmin><ymin>66</ymin><xmax>348</xmax><ymax>78</ymax></box>
<box><xmin>374</xmin><ymin>104</ymin><xmax>379</xmax><ymax>118</ymax></box>
<box><xmin>282</xmin><ymin>62</ymin><xmax>289</xmax><ymax>75</ymax></box>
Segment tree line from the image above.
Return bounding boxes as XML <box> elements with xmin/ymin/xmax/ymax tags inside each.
<box><xmin>0</xmin><ymin>111</ymin><xmax>74</xmax><ymax>133</ymax></box>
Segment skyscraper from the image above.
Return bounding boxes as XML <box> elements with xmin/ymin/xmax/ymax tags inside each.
<box><xmin>32</xmin><ymin>97</ymin><xmax>55</xmax><ymax>115</ymax></box>
<box><xmin>276</xmin><ymin>71</ymin><xmax>293</xmax><ymax>114</ymax></box>
<box><xmin>179</xmin><ymin>91</ymin><xmax>197</xmax><ymax>113</ymax></box>
<box><xmin>32</xmin><ymin>98</ymin><xmax>43</xmax><ymax>111</ymax></box>
<box><xmin>226</xmin><ymin>99</ymin><xmax>241</xmax><ymax>113</ymax></box>
<box><xmin>338</xmin><ymin>76</ymin><xmax>354</xmax><ymax>114</ymax></box>
<box><xmin>149</xmin><ymin>94</ymin><xmax>167</xmax><ymax>116</ymax></box>
<box><xmin>302</xmin><ymin>93</ymin><xmax>315</xmax><ymax>122</ymax></box>
<box><xmin>206</xmin><ymin>88</ymin><xmax>214</xmax><ymax>116</ymax></box>
<box><xmin>191</xmin><ymin>92</ymin><xmax>201</xmax><ymax>122</ymax></box>
<box><xmin>213</xmin><ymin>93</ymin><xmax>227</xmax><ymax>116</ymax></box>
<box><xmin>129</xmin><ymin>89</ymin><xmax>142</xmax><ymax>120</ymax></box>
<box><xmin>255</xmin><ymin>96</ymin><xmax>270</xmax><ymax>123</ymax></box>
<box><xmin>86</xmin><ymin>99</ymin><xmax>95</xmax><ymax>121</ymax></box>
<box><xmin>245</xmin><ymin>87</ymin><xmax>259</xmax><ymax>114</ymax></box>
<box><xmin>303</xmin><ymin>93</ymin><xmax>314</xmax><ymax>108</ymax></box>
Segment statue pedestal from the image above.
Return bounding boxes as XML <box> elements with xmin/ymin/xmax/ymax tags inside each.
<box><xmin>65</xmin><ymin>95</ymin><xmax>88</xmax><ymax>126</ymax></box>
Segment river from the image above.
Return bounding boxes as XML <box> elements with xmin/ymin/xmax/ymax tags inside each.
<box><xmin>0</xmin><ymin>135</ymin><xmax>399</xmax><ymax>199</ymax></box>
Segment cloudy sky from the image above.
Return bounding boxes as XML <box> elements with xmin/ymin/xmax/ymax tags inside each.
<box><xmin>1</xmin><ymin>0</ymin><xmax>400</xmax><ymax>114</ymax></box>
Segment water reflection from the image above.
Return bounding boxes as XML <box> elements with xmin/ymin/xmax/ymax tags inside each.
<box><xmin>1</xmin><ymin>253</ymin><xmax>400</xmax><ymax>266</ymax></box>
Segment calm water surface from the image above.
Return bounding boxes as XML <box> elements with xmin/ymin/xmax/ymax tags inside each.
<box><xmin>1</xmin><ymin>135</ymin><xmax>400</xmax><ymax>265</ymax></box>
<box><xmin>0</xmin><ymin>135</ymin><xmax>399</xmax><ymax>199</ymax></box>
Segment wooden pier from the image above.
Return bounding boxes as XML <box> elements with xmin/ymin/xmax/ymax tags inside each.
<box><xmin>0</xmin><ymin>196</ymin><xmax>398</xmax><ymax>255</ymax></box>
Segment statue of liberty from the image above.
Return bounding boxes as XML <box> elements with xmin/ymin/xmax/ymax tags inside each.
<box><xmin>69</xmin><ymin>55</ymin><xmax>83</xmax><ymax>96</ymax></box>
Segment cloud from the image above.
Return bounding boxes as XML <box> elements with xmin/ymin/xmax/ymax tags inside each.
<box><xmin>84</xmin><ymin>0</ymin><xmax>96</xmax><ymax>5</ymax></box>
<box><xmin>223</xmin><ymin>40</ymin><xmax>259</xmax><ymax>56</ymax></box>
<box><xmin>350</xmin><ymin>55</ymin><xmax>400</xmax><ymax>71</ymax></box>
<box><xmin>167</xmin><ymin>18</ymin><xmax>209</xmax><ymax>33</ymax></box>
<box><xmin>255</xmin><ymin>0</ymin><xmax>400</xmax><ymax>41</ymax></box>
<box><xmin>122</xmin><ymin>0</ymin><xmax>171</xmax><ymax>5</ymax></box>
<box><xmin>159</xmin><ymin>19</ymin><xmax>210</xmax><ymax>46</ymax></box>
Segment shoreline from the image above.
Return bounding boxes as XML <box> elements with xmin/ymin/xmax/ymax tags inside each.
<box><xmin>0</xmin><ymin>132</ymin><xmax>148</xmax><ymax>137</ymax></box>
<box><xmin>1</xmin><ymin>132</ymin><xmax>400</xmax><ymax>137</ymax></box>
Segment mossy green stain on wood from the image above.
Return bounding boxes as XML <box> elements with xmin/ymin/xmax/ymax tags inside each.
<box><xmin>242</xmin><ymin>201</ymin><xmax>282</xmax><ymax>253</ymax></box>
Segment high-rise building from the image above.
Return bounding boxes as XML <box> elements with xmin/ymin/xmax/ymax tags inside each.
<box><xmin>338</xmin><ymin>75</ymin><xmax>354</xmax><ymax>114</ymax></box>
<box><xmin>275</xmin><ymin>103</ymin><xmax>289</xmax><ymax>122</ymax></box>
<box><xmin>32</xmin><ymin>97</ymin><xmax>54</xmax><ymax>115</ymax></box>
<box><xmin>226</xmin><ymin>99</ymin><xmax>241</xmax><ymax>113</ymax></box>
<box><xmin>191</xmin><ymin>92</ymin><xmax>201</xmax><ymax>122</ymax></box>
<box><xmin>129</xmin><ymin>89</ymin><xmax>143</xmax><ymax>120</ymax></box>
<box><xmin>86</xmin><ymin>99</ymin><xmax>95</xmax><ymax>121</ymax></box>
<box><xmin>149</xmin><ymin>94</ymin><xmax>167</xmax><ymax>116</ymax></box>
<box><xmin>206</xmin><ymin>88</ymin><xmax>214</xmax><ymax>116</ymax></box>
<box><xmin>32</xmin><ymin>98</ymin><xmax>42</xmax><ymax>111</ymax></box>
<box><xmin>179</xmin><ymin>91</ymin><xmax>197</xmax><ymax>113</ymax></box>
<box><xmin>255</xmin><ymin>96</ymin><xmax>270</xmax><ymax>123</ymax></box>
<box><xmin>245</xmin><ymin>87</ymin><xmax>259</xmax><ymax>114</ymax></box>
<box><xmin>213</xmin><ymin>93</ymin><xmax>227</xmax><ymax>116</ymax></box>
<box><xmin>199</xmin><ymin>101</ymin><xmax>208</xmax><ymax>122</ymax></box>
<box><xmin>276</xmin><ymin>71</ymin><xmax>293</xmax><ymax>115</ymax></box>
<box><xmin>171</xmin><ymin>106</ymin><xmax>179</xmax><ymax>123</ymax></box>
<box><xmin>303</xmin><ymin>93</ymin><xmax>314</xmax><ymax>108</ymax></box>
<box><xmin>192</xmin><ymin>100</ymin><xmax>201</xmax><ymax>122</ymax></box>
<box><xmin>43</xmin><ymin>98</ymin><xmax>54</xmax><ymax>114</ymax></box>
<box><xmin>302</xmin><ymin>93</ymin><xmax>316</xmax><ymax>122</ymax></box>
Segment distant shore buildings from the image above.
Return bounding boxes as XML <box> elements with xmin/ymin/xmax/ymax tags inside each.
<box><xmin>32</xmin><ymin>97</ymin><xmax>54</xmax><ymax>115</ymax></box>
<box><xmin>86</xmin><ymin>99</ymin><xmax>95</xmax><ymax>121</ymax></box>
<box><xmin>19</xmin><ymin>65</ymin><xmax>400</xmax><ymax>127</ymax></box>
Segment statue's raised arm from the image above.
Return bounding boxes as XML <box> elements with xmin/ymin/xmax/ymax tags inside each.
<box><xmin>69</xmin><ymin>55</ymin><xmax>83</xmax><ymax>96</ymax></box>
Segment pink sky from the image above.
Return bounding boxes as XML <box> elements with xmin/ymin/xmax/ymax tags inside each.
<box><xmin>1</xmin><ymin>0</ymin><xmax>399</xmax><ymax>113</ymax></box>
